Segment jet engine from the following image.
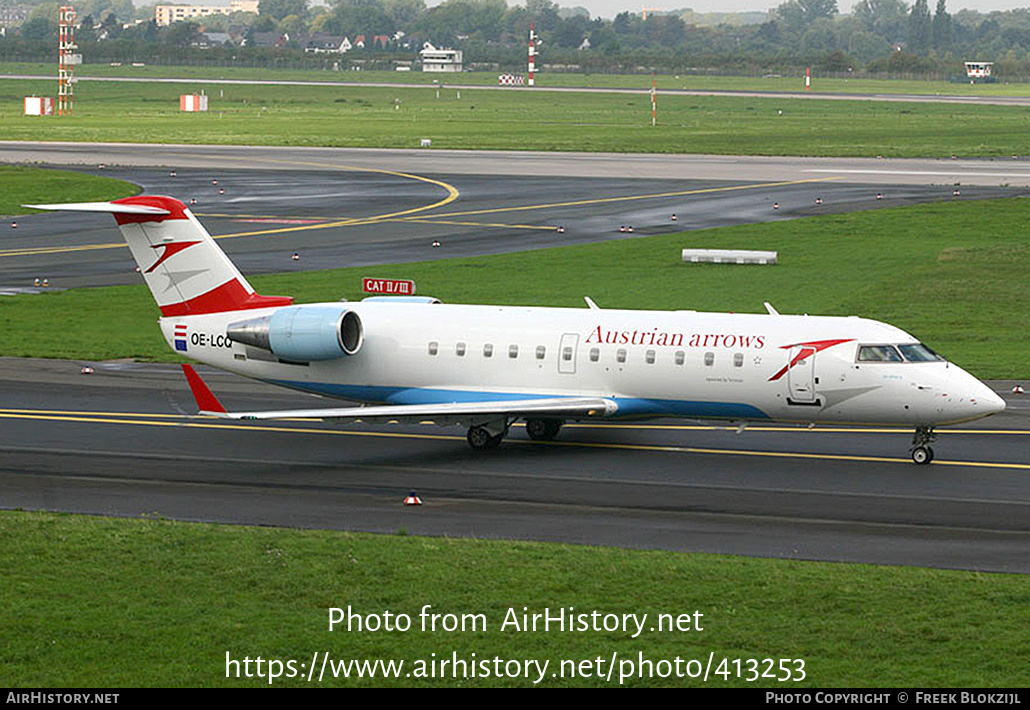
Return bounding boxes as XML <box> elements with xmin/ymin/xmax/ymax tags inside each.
<box><xmin>226</xmin><ymin>305</ymin><xmax>363</xmax><ymax>361</ymax></box>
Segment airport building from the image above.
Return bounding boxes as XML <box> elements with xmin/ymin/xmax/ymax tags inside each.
<box><xmin>155</xmin><ymin>1</ymin><xmax>259</xmax><ymax>26</ymax></box>
<box><xmin>420</xmin><ymin>42</ymin><xmax>462</xmax><ymax>72</ymax></box>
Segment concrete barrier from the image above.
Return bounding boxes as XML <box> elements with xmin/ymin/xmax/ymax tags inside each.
<box><xmin>682</xmin><ymin>249</ymin><xmax>777</xmax><ymax>265</ymax></box>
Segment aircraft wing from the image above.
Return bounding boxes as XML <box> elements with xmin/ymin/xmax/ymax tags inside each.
<box><xmin>182</xmin><ymin>365</ymin><xmax>617</xmax><ymax>423</ymax></box>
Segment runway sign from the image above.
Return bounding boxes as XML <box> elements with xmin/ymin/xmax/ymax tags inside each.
<box><xmin>363</xmin><ymin>277</ymin><xmax>416</xmax><ymax>295</ymax></box>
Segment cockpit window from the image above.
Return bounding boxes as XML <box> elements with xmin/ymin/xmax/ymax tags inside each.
<box><xmin>898</xmin><ymin>343</ymin><xmax>945</xmax><ymax>362</ymax></box>
<box><xmin>857</xmin><ymin>345</ymin><xmax>903</xmax><ymax>362</ymax></box>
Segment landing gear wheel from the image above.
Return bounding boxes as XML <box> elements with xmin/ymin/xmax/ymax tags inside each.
<box><xmin>467</xmin><ymin>426</ymin><xmax>503</xmax><ymax>450</ymax></box>
<box><xmin>911</xmin><ymin>446</ymin><xmax>934</xmax><ymax>465</ymax></box>
<box><xmin>525</xmin><ymin>418</ymin><xmax>563</xmax><ymax>441</ymax></box>
<box><xmin>910</xmin><ymin>426</ymin><xmax>937</xmax><ymax>465</ymax></box>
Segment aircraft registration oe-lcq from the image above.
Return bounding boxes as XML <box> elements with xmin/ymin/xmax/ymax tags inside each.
<box><xmin>29</xmin><ymin>195</ymin><xmax>1006</xmax><ymax>464</ymax></box>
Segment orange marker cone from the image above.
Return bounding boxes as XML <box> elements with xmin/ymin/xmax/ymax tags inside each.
<box><xmin>404</xmin><ymin>489</ymin><xmax>422</xmax><ymax>506</ymax></box>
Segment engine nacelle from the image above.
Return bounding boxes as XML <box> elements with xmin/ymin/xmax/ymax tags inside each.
<box><xmin>227</xmin><ymin>305</ymin><xmax>363</xmax><ymax>361</ymax></box>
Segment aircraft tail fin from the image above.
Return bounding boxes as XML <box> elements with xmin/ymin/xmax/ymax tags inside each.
<box><xmin>26</xmin><ymin>196</ymin><xmax>292</xmax><ymax>316</ymax></box>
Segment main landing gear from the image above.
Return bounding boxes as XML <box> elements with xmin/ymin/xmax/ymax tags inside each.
<box><xmin>525</xmin><ymin>418</ymin><xmax>563</xmax><ymax>441</ymax></box>
<box><xmin>465</xmin><ymin>418</ymin><xmax>565</xmax><ymax>450</ymax></box>
<box><xmin>910</xmin><ymin>426</ymin><xmax>936</xmax><ymax>465</ymax></box>
<box><xmin>466</xmin><ymin>424</ymin><xmax>506</xmax><ymax>450</ymax></box>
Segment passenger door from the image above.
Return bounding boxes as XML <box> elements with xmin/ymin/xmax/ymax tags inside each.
<box><xmin>787</xmin><ymin>345</ymin><xmax>816</xmax><ymax>402</ymax></box>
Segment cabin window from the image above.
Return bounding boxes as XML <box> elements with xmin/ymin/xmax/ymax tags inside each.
<box><xmin>509</xmin><ymin>344</ymin><xmax>519</xmax><ymax>359</ymax></box>
<box><xmin>483</xmin><ymin>343</ymin><xmax>493</xmax><ymax>358</ymax></box>
<box><xmin>645</xmin><ymin>350</ymin><xmax>656</xmax><ymax>364</ymax></box>
<box><xmin>616</xmin><ymin>349</ymin><xmax>626</xmax><ymax>363</ymax></box>
<box><xmin>733</xmin><ymin>353</ymin><xmax>744</xmax><ymax>368</ymax></box>
<box><xmin>675</xmin><ymin>351</ymin><xmax>685</xmax><ymax>365</ymax></box>
<box><xmin>589</xmin><ymin>347</ymin><xmax>599</xmax><ymax>362</ymax></box>
<box><xmin>536</xmin><ymin>345</ymin><xmax>546</xmax><ymax>360</ymax></box>
<box><xmin>428</xmin><ymin>341</ymin><xmax>438</xmax><ymax>356</ymax></box>
<box><xmin>456</xmin><ymin>342</ymin><xmax>466</xmax><ymax>357</ymax></box>
<box><xmin>857</xmin><ymin>345</ymin><xmax>903</xmax><ymax>362</ymax></box>
<box><xmin>704</xmin><ymin>352</ymin><xmax>714</xmax><ymax>366</ymax></box>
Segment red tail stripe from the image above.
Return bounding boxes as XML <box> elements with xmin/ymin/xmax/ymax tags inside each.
<box><xmin>112</xmin><ymin>195</ymin><xmax>191</xmax><ymax>224</ymax></box>
<box><xmin>159</xmin><ymin>279</ymin><xmax>293</xmax><ymax>316</ymax></box>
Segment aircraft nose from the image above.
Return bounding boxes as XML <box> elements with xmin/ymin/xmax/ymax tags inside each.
<box><xmin>945</xmin><ymin>367</ymin><xmax>1006</xmax><ymax>420</ymax></box>
<box><xmin>961</xmin><ymin>373</ymin><xmax>1006</xmax><ymax>416</ymax></box>
<box><xmin>978</xmin><ymin>384</ymin><xmax>1007</xmax><ymax>416</ymax></box>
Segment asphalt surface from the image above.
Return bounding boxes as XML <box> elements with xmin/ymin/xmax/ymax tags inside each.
<box><xmin>1</xmin><ymin>143</ymin><xmax>1028</xmax><ymax>573</ymax></box>
<box><xmin>2</xmin><ymin>147</ymin><xmax>1027</xmax><ymax>289</ymax></box>
<box><xmin>0</xmin><ymin>358</ymin><xmax>1027</xmax><ymax>573</ymax></box>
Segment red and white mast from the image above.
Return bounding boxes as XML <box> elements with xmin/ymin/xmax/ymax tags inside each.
<box><xmin>58</xmin><ymin>5</ymin><xmax>76</xmax><ymax>116</ymax></box>
<box><xmin>528</xmin><ymin>22</ymin><xmax>536</xmax><ymax>87</ymax></box>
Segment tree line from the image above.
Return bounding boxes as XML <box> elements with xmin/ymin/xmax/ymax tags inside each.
<box><xmin>6</xmin><ymin>0</ymin><xmax>1030</xmax><ymax>78</ymax></box>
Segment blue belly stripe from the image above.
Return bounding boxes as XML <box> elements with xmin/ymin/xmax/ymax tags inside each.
<box><xmin>268</xmin><ymin>380</ymin><xmax>770</xmax><ymax>421</ymax></box>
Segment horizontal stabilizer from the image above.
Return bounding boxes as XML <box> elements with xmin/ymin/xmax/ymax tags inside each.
<box><xmin>23</xmin><ymin>202</ymin><xmax>171</xmax><ymax>215</ymax></box>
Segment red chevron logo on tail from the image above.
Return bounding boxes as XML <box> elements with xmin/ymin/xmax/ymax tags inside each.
<box><xmin>145</xmin><ymin>240</ymin><xmax>201</xmax><ymax>273</ymax></box>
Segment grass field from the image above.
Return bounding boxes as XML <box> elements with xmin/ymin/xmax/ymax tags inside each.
<box><xmin>1</xmin><ymin>196</ymin><xmax>1027</xmax><ymax>378</ymax></box>
<box><xmin>5</xmin><ymin>61</ymin><xmax>1030</xmax><ymax>96</ymax></box>
<box><xmin>0</xmin><ymin>165</ymin><xmax>139</xmax><ymax>216</ymax></box>
<box><xmin>4</xmin><ymin>75</ymin><xmax>1030</xmax><ymax>156</ymax></box>
<box><xmin>2</xmin><ymin>510</ymin><xmax>1028</xmax><ymax>687</ymax></box>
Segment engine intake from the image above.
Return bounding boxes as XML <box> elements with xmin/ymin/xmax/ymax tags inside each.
<box><xmin>227</xmin><ymin>305</ymin><xmax>363</xmax><ymax>361</ymax></box>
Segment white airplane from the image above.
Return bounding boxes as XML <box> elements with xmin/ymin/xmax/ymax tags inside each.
<box><xmin>28</xmin><ymin>195</ymin><xmax>1006</xmax><ymax>464</ymax></box>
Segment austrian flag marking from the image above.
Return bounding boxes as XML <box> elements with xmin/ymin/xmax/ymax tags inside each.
<box><xmin>174</xmin><ymin>324</ymin><xmax>188</xmax><ymax>352</ymax></box>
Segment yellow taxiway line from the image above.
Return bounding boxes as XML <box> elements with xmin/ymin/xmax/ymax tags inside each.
<box><xmin>0</xmin><ymin>408</ymin><xmax>1026</xmax><ymax>471</ymax></box>
<box><xmin>0</xmin><ymin>176</ymin><xmax>835</xmax><ymax>259</ymax></box>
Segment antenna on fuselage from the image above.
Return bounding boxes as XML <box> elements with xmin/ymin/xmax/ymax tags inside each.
<box><xmin>764</xmin><ymin>301</ymin><xmax>780</xmax><ymax>315</ymax></box>
<box><xmin>584</xmin><ymin>296</ymin><xmax>601</xmax><ymax>310</ymax></box>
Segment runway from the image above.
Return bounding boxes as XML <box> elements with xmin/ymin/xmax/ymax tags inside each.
<box><xmin>1</xmin><ymin>142</ymin><xmax>1028</xmax><ymax>573</ymax></box>
<box><xmin>0</xmin><ymin>358</ymin><xmax>1027</xmax><ymax>573</ymax></box>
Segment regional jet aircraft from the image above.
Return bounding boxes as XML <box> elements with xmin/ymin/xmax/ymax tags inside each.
<box><xmin>28</xmin><ymin>196</ymin><xmax>1006</xmax><ymax>463</ymax></box>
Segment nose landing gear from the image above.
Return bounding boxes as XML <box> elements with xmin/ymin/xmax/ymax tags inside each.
<box><xmin>910</xmin><ymin>426</ymin><xmax>936</xmax><ymax>465</ymax></box>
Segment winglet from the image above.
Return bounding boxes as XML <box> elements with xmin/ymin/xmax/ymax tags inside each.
<box><xmin>181</xmin><ymin>364</ymin><xmax>227</xmax><ymax>415</ymax></box>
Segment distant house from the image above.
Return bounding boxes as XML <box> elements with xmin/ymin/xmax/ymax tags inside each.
<box><xmin>194</xmin><ymin>31</ymin><xmax>234</xmax><ymax>48</ymax></box>
<box><xmin>420</xmin><ymin>42</ymin><xmax>462</xmax><ymax>72</ymax></box>
<box><xmin>353</xmin><ymin>34</ymin><xmax>366</xmax><ymax>49</ymax></box>
<box><xmin>248</xmin><ymin>31</ymin><xmax>289</xmax><ymax>48</ymax></box>
<box><xmin>304</xmin><ymin>34</ymin><xmax>350</xmax><ymax>53</ymax></box>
